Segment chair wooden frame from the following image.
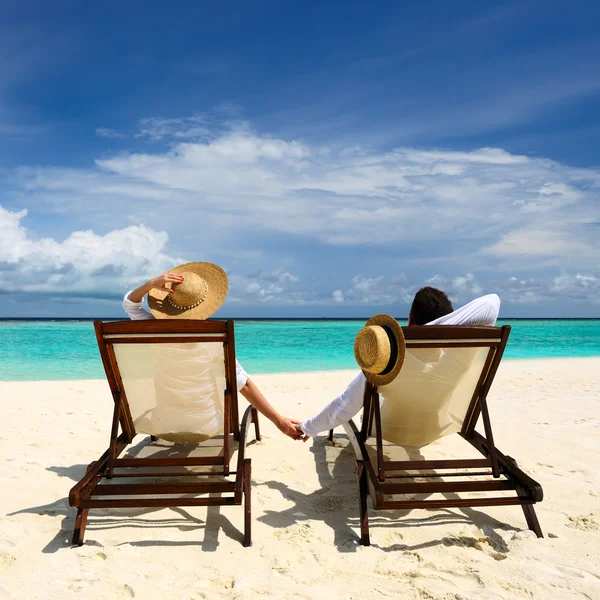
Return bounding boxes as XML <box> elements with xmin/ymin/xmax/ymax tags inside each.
<box><xmin>331</xmin><ymin>325</ymin><xmax>543</xmax><ymax>546</ymax></box>
<box><xmin>69</xmin><ymin>319</ymin><xmax>260</xmax><ymax>547</ymax></box>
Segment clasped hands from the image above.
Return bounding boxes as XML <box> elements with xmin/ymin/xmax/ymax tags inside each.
<box><xmin>276</xmin><ymin>416</ymin><xmax>309</xmax><ymax>442</ymax></box>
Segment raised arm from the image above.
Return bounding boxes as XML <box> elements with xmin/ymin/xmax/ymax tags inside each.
<box><xmin>428</xmin><ymin>294</ymin><xmax>500</xmax><ymax>326</ymax></box>
<box><xmin>127</xmin><ymin>272</ymin><xmax>184</xmax><ymax>302</ymax></box>
<box><xmin>123</xmin><ymin>272</ymin><xmax>185</xmax><ymax>320</ymax></box>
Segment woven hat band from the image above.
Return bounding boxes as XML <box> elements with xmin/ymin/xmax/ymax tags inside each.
<box><xmin>169</xmin><ymin>272</ymin><xmax>208</xmax><ymax>310</ymax></box>
<box><xmin>355</xmin><ymin>326</ymin><xmax>391</xmax><ymax>374</ymax></box>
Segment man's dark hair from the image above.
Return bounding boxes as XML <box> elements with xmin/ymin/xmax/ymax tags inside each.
<box><xmin>409</xmin><ymin>286</ymin><xmax>453</xmax><ymax>325</ymax></box>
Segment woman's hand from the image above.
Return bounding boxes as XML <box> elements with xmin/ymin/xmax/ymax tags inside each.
<box><xmin>276</xmin><ymin>416</ymin><xmax>306</xmax><ymax>440</ymax></box>
<box><xmin>293</xmin><ymin>423</ymin><xmax>309</xmax><ymax>442</ymax></box>
<box><xmin>126</xmin><ymin>272</ymin><xmax>185</xmax><ymax>302</ymax></box>
<box><xmin>150</xmin><ymin>272</ymin><xmax>184</xmax><ymax>293</ymax></box>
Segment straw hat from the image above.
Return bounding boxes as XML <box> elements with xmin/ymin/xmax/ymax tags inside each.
<box><xmin>354</xmin><ymin>314</ymin><xmax>406</xmax><ymax>386</ymax></box>
<box><xmin>148</xmin><ymin>262</ymin><xmax>228</xmax><ymax>320</ymax></box>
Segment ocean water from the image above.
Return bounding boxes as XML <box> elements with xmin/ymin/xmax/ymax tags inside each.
<box><xmin>0</xmin><ymin>319</ymin><xmax>599</xmax><ymax>381</ymax></box>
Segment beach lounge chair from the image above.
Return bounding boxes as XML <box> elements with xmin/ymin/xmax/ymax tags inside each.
<box><xmin>69</xmin><ymin>319</ymin><xmax>260</xmax><ymax>547</ymax></box>
<box><xmin>331</xmin><ymin>325</ymin><xmax>543</xmax><ymax>545</ymax></box>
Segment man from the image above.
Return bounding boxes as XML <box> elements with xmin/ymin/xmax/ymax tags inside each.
<box><xmin>124</xmin><ymin>264</ymin><xmax>303</xmax><ymax>439</ymax></box>
<box><xmin>296</xmin><ymin>287</ymin><xmax>500</xmax><ymax>440</ymax></box>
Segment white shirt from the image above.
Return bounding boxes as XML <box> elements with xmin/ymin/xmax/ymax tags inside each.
<box><xmin>300</xmin><ymin>294</ymin><xmax>501</xmax><ymax>437</ymax></box>
<box><xmin>122</xmin><ymin>292</ymin><xmax>250</xmax><ymax>392</ymax></box>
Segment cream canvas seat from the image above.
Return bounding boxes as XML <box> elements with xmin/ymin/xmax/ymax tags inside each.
<box><xmin>332</xmin><ymin>325</ymin><xmax>543</xmax><ymax>546</ymax></box>
<box><xmin>69</xmin><ymin>319</ymin><xmax>260</xmax><ymax>547</ymax></box>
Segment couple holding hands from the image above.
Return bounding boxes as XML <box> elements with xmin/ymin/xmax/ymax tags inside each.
<box><xmin>123</xmin><ymin>262</ymin><xmax>500</xmax><ymax>442</ymax></box>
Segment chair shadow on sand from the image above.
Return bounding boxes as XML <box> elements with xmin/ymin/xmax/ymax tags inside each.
<box><xmin>8</xmin><ymin>435</ymin><xmax>257</xmax><ymax>553</ymax></box>
<box><xmin>257</xmin><ymin>434</ymin><xmax>517</xmax><ymax>554</ymax></box>
<box><xmin>11</xmin><ymin>433</ymin><xmax>516</xmax><ymax>554</ymax></box>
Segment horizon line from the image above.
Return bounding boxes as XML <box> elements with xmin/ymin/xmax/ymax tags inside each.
<box><xmin>1</xmin><ymin>317</ymin><xmax>600</xmax><ymax>321</ymax></box>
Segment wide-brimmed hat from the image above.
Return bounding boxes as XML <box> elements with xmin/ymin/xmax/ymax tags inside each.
<box><xmin>354</xmin><ymin>314</ymin><xmax>406</xmax><ymax>386</ymax></box>
<box><xmin>148</xmin><ymin>262</ymin><xmax>228</xmax><ymax>320</ymax></box>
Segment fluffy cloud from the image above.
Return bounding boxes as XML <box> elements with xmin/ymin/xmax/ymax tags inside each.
<box><xmin>228</xmin><ymin>267</ymin><xmax>305</xmax><ymax>304</ymax></box>
<box><xmin>340</xmin><ymin>274</ymin><xmax>414</xmax><ymax>304</ymax></box>
<box><xmin>12</xmin><ymin>118</ymin><xmax>598</xmax><ymax>269</ymax></box>
<box><xmin>452</xmin><ymin>273</ymin><xmax>482</xmax><ymax>296</ymax></box>
<box><xmin>4</xmin><ymin>116</ymin><xmax>600</xmax><ymax>310</ymax></box>
<box><xmin>2</xmin><ymin>203</ymin><xmax>598</xmax><ymax>311</ymax></box>
<box><xmin>0</xmin><ymin>205</ymin><xmax>314</xmax><ymax>304</ymax></box>
<box><xmin>0</xmin><ymin>205</ymin><xmax>178</xmax><ymax>296</ymax></box>
<box><xmin>332</xmin><ymin>290</ymin><xmax>344</xmax><ymax>303</ymax></box>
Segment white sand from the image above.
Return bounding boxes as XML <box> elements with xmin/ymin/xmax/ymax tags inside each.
<box><xmin>1</xmin><ymin>358</ymin><xmax>599</xmax><ymax>600</ymax></box>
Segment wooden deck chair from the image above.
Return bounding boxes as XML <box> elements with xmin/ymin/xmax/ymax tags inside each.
<box><xmin>69</xmin><ymin>319</ymin><xmax>260</xmax><ymax>547</ymax></box>
<box><xmin>330</xmin><ymin>325</ymin><xmax>543</xmax><ymax>546</ymax></box>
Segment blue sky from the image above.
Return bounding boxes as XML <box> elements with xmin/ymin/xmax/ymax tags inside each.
<box><xmin>1</xmin><ymin>0</ymin><xmax>599</xmax><ymax>318</ymax></box>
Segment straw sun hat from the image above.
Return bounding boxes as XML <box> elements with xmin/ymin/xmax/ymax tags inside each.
<box><xmin>354</xmin><ymin>314</ymin><xmax>406</xmax><ymax>386</ymax></box>
<box><xmin>148</xmin><ymin>262</ymin><xmax>228</xmax><ymax>320</ymax></box>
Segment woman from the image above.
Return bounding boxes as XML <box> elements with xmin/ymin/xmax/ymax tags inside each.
<box><xmin>123</xmin><ymin>262</ymin><xmax>302</xmax><ymax>440</ymax></box>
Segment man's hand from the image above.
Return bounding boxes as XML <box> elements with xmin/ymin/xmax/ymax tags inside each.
<box><xmin>150</xmin><ymin>272</ymin><xmax>185</xmax><ymax>293</ymax></box>
<box><xmin>276</xmin><ymin>417</ymin><xmax>307</xmax><ymax>440</ymax></box>
<box><xmin>293</xmin><ymin>423</ymin><xmax>309</xmax><ymax>442</ymax></box>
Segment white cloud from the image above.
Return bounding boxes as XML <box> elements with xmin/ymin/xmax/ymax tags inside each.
<box><xmin>0</xmin><ymin>205</ymin><xmax>315</xmax><ymax>304</ymax></box>
<box><xmin>5</xmin><ymin>116</ymin><xmax>600</xmax><ymax>309</ymax></box>
<box><xmin>340</xmin><ymin>274</ymin><xmax>413</xmax><ymax>304</ymax></box>
<box><xmin>2</xmin><ymin>204</ymin><xmax>598</xmax><ymax>309</ymax></box>
<box><xmin>13</xmin><ymin>119</ymin><xmax>599</xmax><ymax>271</ymax></box>
<box><xmin>96</xmin><ymin>127</ymin><xmax>126</xmax><ymax>139</ymax></box>
<box><xmin>228</xmin><ymin>267</ymin><xmax>305</xmax><ymax>304</ymax></box>
<box><xmin>135</xmin><ymin>115</ymin><xmax>211</xmax><ymax>142</ymax></box>
<box><xmin>550</xmin><ymin>272</ymin><xmax>600</xmax><ymax>301</ymax></box>
<box><xmin>0</xmin><ymin>205</ymin><xmax>178</xmax><ymax>296</ymax></box>
<box><xmin>452</xmin><ymin>273</ymin><xmax>482</xmax><ymax>296</ymax></box>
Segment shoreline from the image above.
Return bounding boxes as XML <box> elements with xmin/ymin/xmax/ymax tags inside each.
<box><xmin>2</xmin><ymin>355</ymin><xmax>600</xmax><ymax>384</ymax></box>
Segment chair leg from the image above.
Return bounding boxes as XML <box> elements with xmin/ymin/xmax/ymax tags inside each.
<box><xmin>243</xmin><ymin>459</ymin><xmax>252</xmax><ymax>547</ymax></box>
<box><xmin>252</xmin><ymin>408</ymin><xmax>261</xmax><ymax>441</ymax></box>
<box><xmin>328</xmin><ymin>429</ymin><xmax>334</xmax><ymax>443</ymax></box>
<box><xmin>72</xmin><ymin>508</ymin><xmax>89</xmax><ymax>547</ymax></box>
<box><xmin>503</xmin><ymin>455</ymin><xmax>544</xmax><ymax>538</ymax></box>
<box><xmin>522</xmin><ymin>503</ymin><xmax>544</xmax><ymax>538</ymax></box>
<box><xmin>357</xmin><ymin>461</ymin><xmax>370</xmax><ymax>546</ymax></box>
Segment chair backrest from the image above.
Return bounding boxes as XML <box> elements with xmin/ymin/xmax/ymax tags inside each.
<box><xmin>94</xmin><ymin>319</ymin><xmax>239</xmax><ymax>445</ymax></box>
<box><xmin>373</xmin><ymin>325</ymin><xmax>510</xmax><ymax>447</ymax></box>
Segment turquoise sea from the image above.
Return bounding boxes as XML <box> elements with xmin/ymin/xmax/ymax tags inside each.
<box><xmin>0</xmin><ymin>319</ymin><xmax>599</xmax><ymax>381</ymax></box>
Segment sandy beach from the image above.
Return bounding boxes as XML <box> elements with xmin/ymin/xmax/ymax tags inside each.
<box><xmin>1</xmin><ymin>357</ymin><xmax>599</xmax><ymax>600</ymax></box>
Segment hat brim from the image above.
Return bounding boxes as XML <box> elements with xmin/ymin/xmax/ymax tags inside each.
<box><xmin>148</xmin><ymin>262</ymin><xmax>228</xmax><ymax>320</ymax></box>
<box><xmin>357</xmin><ymin>314</ymin><xmax>406</xmax><ymax>386</ymax></box>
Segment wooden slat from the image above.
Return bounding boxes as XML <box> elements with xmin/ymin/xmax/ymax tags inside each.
<box><xmin>115</xmin><ymin>456</ymin><xmax>223</xmax><ymax>467</ymax></box>
<box><xmin>383</xmin><ymin>459</ymin><xmax>490</xmax><ymax>471</ymax></box>
<box><xmin>381</xmin><ymin>497</ymin><xmax>526</xmax><ymax>510</ymax></box>
<box><xmin>95</xmin><ymin>481</ymin><xmax>235</xmax><ymax>495</ymax></box>
<box><xmin>111</xmin><ymin>470</ymin><xmax>228</xmax><ymax>478</ymax></box>
<box><xmin>380</xmin><ymin>479</ymin><xmax>515</xmax><ymax>495</ymax></box>
<box><xmin>104</xmin><ymin>332</ymin><xmax>225</xmax><ymax>339</ymax></box>
<box><xmin>384</xmin><ymin>470</ymin><xmax>492</xmax><ymax>479</ymax></box>
<box><xmin>81</xmin><ymin>497</ymin><xmax>238</xmax><ymax>509</ymax></box>
<box><xmin>100</xmin><ymin>319</ymin><xmax>229</xmax><ymax>335</ymax></box>
<box><xmin>405</xmin><ymin>341</ymin><xmax>499</xmax><ymax>348</ymax></box>
<box><xmin>106</xmin><ymin>336</ymin><xmax>226</xmax><ymax>344</ymax></box>
<box><xmin>401</xmin><ymin>326</ymin><xmax>503</xmax><ymax>341</ymax></box>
